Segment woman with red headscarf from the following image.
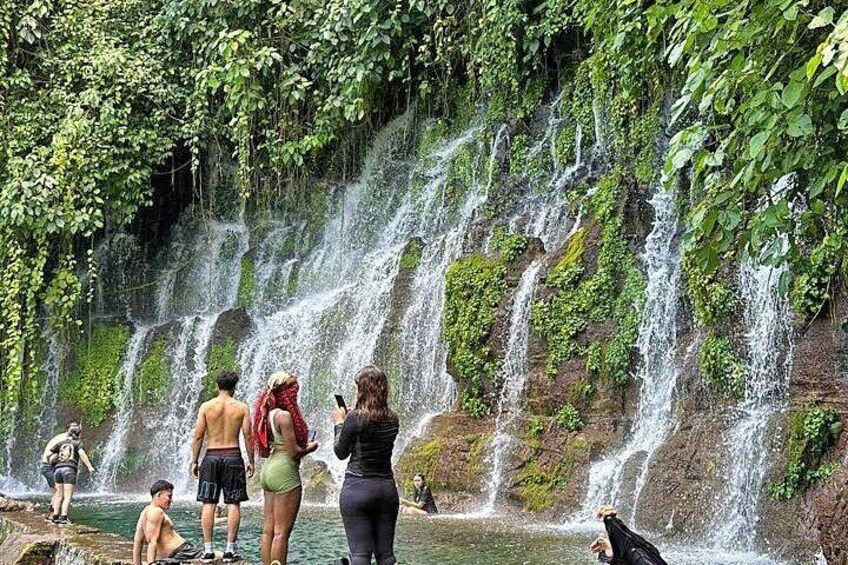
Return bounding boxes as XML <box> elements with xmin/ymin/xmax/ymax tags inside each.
<box><xmin>254</xmin><ymin>372</ymin><xmax>318</xmax><ymax>564</ymax></box>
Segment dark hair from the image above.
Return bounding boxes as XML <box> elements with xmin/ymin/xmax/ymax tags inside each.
<box><xmin>354</xmin><ymin>366</ymin><xmax>395</xmax><ymax>422</ymax></box>
<box><xmin>150</xmin><ymin>480</ymin><xmax>174</xmax><ymax>497</ymax></box>
<box><xmin>414</xmin><ymin>473</ymin><xmax>426</xmax><ymax>484</ymax></box>
<box><xmin>216</xmin><ymin>370</ymin><xmax>240</xmax><ymax>392</ymax></box>
<box><xmin>67</xmin><ymin>422</ymin><xmax>81</xmax><ymax>439</ymax></box>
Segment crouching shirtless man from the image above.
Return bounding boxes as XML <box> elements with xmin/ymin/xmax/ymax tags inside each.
<box><xmin>134</xmin><ymin>480</ymin><xmax>213</xmax><ymax>564</ymax></box>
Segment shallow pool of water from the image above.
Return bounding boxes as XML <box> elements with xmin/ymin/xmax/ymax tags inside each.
<box><xmin>66</xmin><ymin>497</ymin><xmax>785</xmax><ymax>565</ymax></box>
<box><xmin>71</xmin><ymin>498</ymin><xmax>597</xmax><ymax>564</ymax></box>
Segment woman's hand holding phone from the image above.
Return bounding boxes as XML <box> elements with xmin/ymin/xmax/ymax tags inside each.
<box><xmin>332</xmin><ymin>407</ymin><xmax>347</xmax><ymax>425</ymax></box>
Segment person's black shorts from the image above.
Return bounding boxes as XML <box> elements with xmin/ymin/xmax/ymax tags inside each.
<box><xmin>168</xmin><ymin>541</ymin><xmax>204</xmax><ymax>561</ymax></box>
<box><xmin>54</xmin><ymin>466</ymin><xmax>77</xmax><ymax>485</ymax></box>
<box><xmin>196</xmin><ymin>447</ymin><xmax>248</xmax><ymax>505</ymax></box>
<box><xmin>41</xmin><ymin>463</ymin><xmax>56</xmax><ymax>489</ymax></box>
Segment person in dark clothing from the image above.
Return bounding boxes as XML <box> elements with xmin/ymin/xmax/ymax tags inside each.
<box><xmin>590</xmin><ymin>506</ymin><xmax>668</xmax><ymax>565</ymax></box>
<box><xmin>50</xmin><ymin>424</ymin><xmax>95</xmax><ymax>524</ymax></box>
<box><xmin>333</xmin><ymin>365</ymin><xmax>400</xmax><ymax>565</ymax></box>
<box><xmin>400</xmin><ymin>473</ymin><xmax>438</xmax><ymax>516</ymax></box>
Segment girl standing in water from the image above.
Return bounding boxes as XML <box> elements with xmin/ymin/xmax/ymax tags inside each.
<box><xmin>254</xmin><ymin>372</ymin><xmax>318</xmax><ymax>565</ymax></box>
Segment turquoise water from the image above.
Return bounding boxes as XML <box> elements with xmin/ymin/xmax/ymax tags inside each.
<box><xmin>65</xmin><ymin>496</ymin><xmax>789</xmax><ymax>564</ymax></box>
<box><xmin>71</xmin><ymin>498</ymin><xmax>598</xmax><ymax>564</ymax></box>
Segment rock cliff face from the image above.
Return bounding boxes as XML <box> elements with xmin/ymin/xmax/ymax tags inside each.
<box><xmin>396</xmin><ymin>189</ymin><xmax>848</xmax><ymax>564</ymax></box>
<box><xmin>782</xmin><ymin>295</ymin><xmax>848</xmax><ymax>564</ymax></box>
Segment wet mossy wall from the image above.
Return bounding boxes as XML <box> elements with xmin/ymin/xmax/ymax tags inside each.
<box><xmin>61</xmin><ymin>324</ymin><xmax>130</xmax><ymax>427</ymax></box>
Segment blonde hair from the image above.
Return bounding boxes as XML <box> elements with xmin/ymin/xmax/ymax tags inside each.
<box><xmin>266</xmin><ymin>371</ymin><xmax>296</xmax><ymax>391</ymax></box>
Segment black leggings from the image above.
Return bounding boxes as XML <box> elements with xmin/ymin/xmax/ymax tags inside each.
<box><xmin>339</xmin><ymin>475</ymin><xmax>399</xmax><ymax>565</ymax></box>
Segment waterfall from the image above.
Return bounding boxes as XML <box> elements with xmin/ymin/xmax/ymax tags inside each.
<box><xmin>149</xmin><ymin>222</ymin><xmax>248</xmax><ymax>493</ymax></box>
<box><xmin>96</xmin><ymin>326</ymin><xmax>152</xmax><ymax>490</ymax></box>
<box><xmin>575</xmin><ymin>182</ymin><xmax>681</xmax><ymax>524</ymax></box>
<box><xmin>238</xmin><ymin>116</ymin><xmax>490</xmax><ymax>484</ymax></box>
<box><xmin>1</xmin><ymin>329</ymin><xmax>63</xmax><ymax>490</ymax></box>
<box><xmin>480</xmin><ymin>258</ymin><xmax>545</xmax><ymax>514</ymax></box>
<box><xmin>710</xmin><ymin>178</ymin><xmax>793</xmax><ymax>548</ymax></box>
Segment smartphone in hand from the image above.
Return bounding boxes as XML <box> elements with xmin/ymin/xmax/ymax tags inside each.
<box><xmin>334</xmin><ymin>394</ymin><xmax>347</xmax><ymax>411</ymax></box>
<box><xmin>308</xmin><ymin>429</ymin><xmax>317</xmax><ymax>442</ymax></box>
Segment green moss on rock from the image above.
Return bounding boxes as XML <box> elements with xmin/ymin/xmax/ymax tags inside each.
<box><xmin>769</xmin><ymin>408</ymin><xmax>843</xmax><ymax>500</ymax></box>
<box><xmin>399</xmin><ymin>239</ymin><xmax>424</xmax><ymax>270</ymax></box>
<box><xmin>444</xmin><ymin>254</ymin><xmax>506</xmax><ymax>418</ymax></box>
<box><xmin>699</xmin><ymin>332</ymin><xmax>745</xmax><ymax>398</ymax></box>
<box><xmin>204</xmin><ymin>337</ymin><xmax>242</xmax><ymax>397</ymax></box>
<box><xmin>63</xmin><ymin>323</ymin><xmax>130</xmax><ymax>426</ymax></box>
<box><xmin>237</xmin><ymin>256</ymin><xmax>256</xmax><ymax>307</ymax></box>
<box><xmin>533</xmin><ymin>170</ymin><xmax>646</xmax><ymax>379</ymax></box>
<box><xmin>490</xmin><ymin>227</ymin><xmax>528</xmax><ymax>262</ymax></box>
<box><xmin>134</xmin><ymin>337</ymin><xmax>169</xmax><ymax>405</ymax></box>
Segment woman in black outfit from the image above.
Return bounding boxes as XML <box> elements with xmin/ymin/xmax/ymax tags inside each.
<box><xmin>590</xmin><ymin>506</ymin><xmax>668</xmax><ymax>565</ymax></box>
<box><xmin>333</xmin><ymin>365</ymin><xmax>400</xmax><ymax>565</ymax></box>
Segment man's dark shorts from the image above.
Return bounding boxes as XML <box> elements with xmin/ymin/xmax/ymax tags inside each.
<box><xmin>196</xmin><ymin>447</ymin><xmax>248</xmax><ymax>505</ymax></box>
<box><xmin>41</xmin><ymin>463</ymin><xmax>56</xmax><ymax>489</ymax></box>
<box><xmin>168</xmin><ymin>541</ymin><xmax>204</xmax><ymax>561</ymax></box>
<box><xmin>54</xmin><ymin>466</ymin><xmax>77</xmax><ymax>485</ymax></box>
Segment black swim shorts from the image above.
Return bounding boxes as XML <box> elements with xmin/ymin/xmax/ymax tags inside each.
<box><xmin>54</xmin><ymin>466</ymin><xmax>77</xmax><ymax>485</ymax></box>
<box><xmin>196</xmin><ymin>447</ymin><xmax>248</xmax><ymax>505</ymax></box>
<box><xmin>170</xmin><ymin>541</ymin><xmax>205</xmax><ymax>561</ymax></box>
<box><xmin>41</xmin><ymin>463</ymin><xmax>56</xmax><ymax>489</ymax></box>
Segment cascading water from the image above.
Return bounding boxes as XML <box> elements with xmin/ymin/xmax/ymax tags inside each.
<box><xmin>710</xmin><ymin>178</ymin><xmax>794</xmax><ymax>548</ymax></box>
<box><xmin>480</xmin><ymin>258</ymin><xmax>545</xmax><ymax>514</ymax></box>
<box><xmin>238</xmin><ymin>116</ymin><xmax>491</xmax><ymax>483</ymax></box>
<box><xmin>575</xmin><ymin>181</ymin><xmax>681</xmax><ymax>525</ymax></box>
<box><xmin>96</xmin><ymin>326</ymin><xmax>152</xmax><ymax>490</ymax></box>
<box><xmin>150</xmin><ymin>222</ymin><xmax>248</xmax><ymax>493</ymax></box>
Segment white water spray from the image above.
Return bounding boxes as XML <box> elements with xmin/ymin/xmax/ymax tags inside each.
<box><xmin>480</xmin><ymin>258</ymin><xmax>545</xmax><ymax>514</ymax></box>
<box><xmin>575</xmin><ymin>182</ymin><xmax>681</xmax><ymax>525</ymax></box>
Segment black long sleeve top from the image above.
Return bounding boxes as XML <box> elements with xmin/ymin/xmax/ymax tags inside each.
<box><xmin>603</xmin><ymin>515</ymin><xmax>668</xmax><ymax>565</ymax></box>
<box><xmin>334</xmin><ymin>411</ymin><xmax>399</xmax><ymax>478</ymax></box>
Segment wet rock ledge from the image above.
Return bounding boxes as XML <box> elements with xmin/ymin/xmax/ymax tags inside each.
<box><xmin>0</xmin><ymin>497</ymin><xmax>223</xmax><ymax>565</ymax></box>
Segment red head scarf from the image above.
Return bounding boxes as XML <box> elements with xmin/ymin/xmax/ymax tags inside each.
<box><xmin>253</xmin><ymin>373</ymin><xmax>309</xmax><ymax>458</ymax></box>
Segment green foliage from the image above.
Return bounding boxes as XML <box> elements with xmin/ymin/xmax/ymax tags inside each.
<box><xmin>554</xmin><ymin>403</ymin><xmax>583</xmax><ymax>432</ymax></box>
<box><xmin>585</xmin><ymin>342</ymin><xmax>603</xmax><ymax>377</ymax></box>
<box><xmin>237</xmin><ymin>257</ymin><xmax>256</xmax><ymax>308</ymax></box>
<box><xmin>699</xmin><ymin>332</ymin><xmax>746</xmax><ymax>398</ymax></box>
<box><xmin>533</xmin><ymin>170</ymin><xmax>646</xmax><ymax>379</ymax></box>
<box><xmin>445</xmin><ymin>145</ymin><xmax>478</xmax><ymax>209</ymax></box>
<box><xmin>399</xmin><ymin>239</ymin><xmax>424</xmax><ymax>270</ymax></box>
<box><xmin>62</xmin><ymin>324</ymin><xmax>131</xmax><ymax>426</ymax></box>
<box><xmin>205</xmin><ymin>338</ymin><xmax>242</xmax><ymax>398</ymax></box>
<box><xmin>792</xmin><ymin>230</ymin><xmax>845</xmax><ymax>319</ymax></box>
<box><xmin>769</xmin><ymin>408</ymin><xmax>843</xmax><ymax>500</ymax></box>
<box><xmin>683</xmin><ymin>253</ymin><xmax>737</xmax><ymax>327</ymax></box>
<box><xmin>659</xmin><ymin>2</ymin><xmax>848</xmax><ymax>291</ymax></box>
<box><xmin>134</xmin><ymin>337</ymin><xmax>169</xmax><ymax>405</ymax></box>
<box><xmin>443</xmin><ymin>254</ymin><xmax>506</xmax><ymax>419</ymax></box>
<box><xmin>490</xmin><ymin>227</ymin><xmax>528</xmax><ymax>262</ymax></box>
<box><xmin>418</xmin><ymin>120</ymin><xmax>449</xmax><ymax>162</ymax></box>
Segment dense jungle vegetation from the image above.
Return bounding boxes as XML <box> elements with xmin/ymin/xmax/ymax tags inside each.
<box><xmin>1</xmin><ymin>0</ymin><xmax>847</xmax><ymax>444</ymax></box>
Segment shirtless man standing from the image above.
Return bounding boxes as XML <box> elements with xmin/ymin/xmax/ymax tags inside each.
<box><xmin>191</xmin><ymin>370</ymin><xmax>254</xmax><ymax>562</ymax></box>
<box><xmin>133</xmin><ymin>480</ymin><xmax>204</xmax><ymax>564</ymax></box>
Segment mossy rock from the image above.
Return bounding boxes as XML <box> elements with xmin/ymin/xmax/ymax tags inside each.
<box><xmin>443</xmin><ymin>253</ymin><xmax>506</xmax><ymax>418</ymax></box>
<box><xmin>399</xmin><ymin>238</ymin><xmax>424</xmax><ymax>270</ymax></box>
<box><xmin>62</xmin><ymin>323</ymin><xmax>131</xmax><ymax>427</ymax></box>
<box><xmin>134</xmin><ymin>336</ymin><xmax>168</xmax><ymax>405</ymax></box>
<box><xmin>237</xmin><ymin>255</ymin><xmax>257</xmax><ymax>307</ymax></box>
<box><xmin>204</xmin><ymin>337</ymin><xmax>242</xmax><ymax>398</ymax></box>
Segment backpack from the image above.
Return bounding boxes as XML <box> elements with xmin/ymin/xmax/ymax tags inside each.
<box><xmin>56</xmin><ymin>440</ymin><xmax>77</xmax><ymax>464</ymax></box>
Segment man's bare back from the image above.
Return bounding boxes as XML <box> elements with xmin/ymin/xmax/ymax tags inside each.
<box><xmin>200</xmin><ymin>396</ymin><xmax>249</xmax><ymax>448</ymax></box>
<box><xmin>191</xmin><ymin>371</ymin><xmax>254</xmax><ymax>558</ymax></box>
